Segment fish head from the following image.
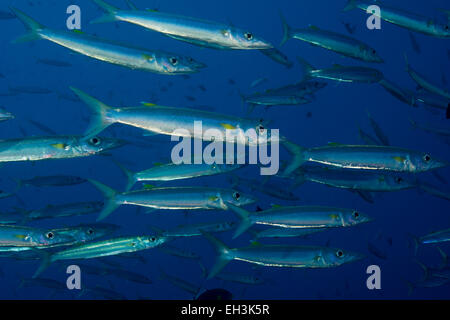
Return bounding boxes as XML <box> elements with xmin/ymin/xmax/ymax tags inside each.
<box><xmin>0</xmin><ymin>108</ymin><xmax>14</xmax><ymax>120</ymax></box>
<box><xmin>222</xmin><ymin>189</ymin><xmax>257</xmax><ymax>207</ymax></box>
<box><xmin>409</xmin><ymin>152</ymin><xmax>449</xmax><ymax>172</ymax></box>
<box><xmin>79</xmin><ymin>136</ymin><xmax>124</xmax><ymax>155</ymax></box>
<box><xmin>157</xmin><ymin>53</ymin><xmax>206</xmax><ymax>74</ymax></box>
<box><xmin>228</xmin><ymin>29</ymin><xmax>273</xmax><ymax>49</ymax></box>
<box><xmin>361</xmin><ymin>46</ymin><xmax>383</xmax><ymax>63</ymax></box>
<box><xmin>342</xmin><ymin>209</ymin><xmax>372</xmax><ymax>226</ymax></box>
<box><xmin>142</xmin><ymin>235</ymin><xmax>168</xmax><ymax>248</ymax></box>
<box><xmin>322</xmin><ymin>248</ymin><xmax>365</xmax><ymax>267</ymax></box>
<box><xmin>33</xmin><ymin>229</ymin><xmax>76</xmax><ymax>247</ymax></box>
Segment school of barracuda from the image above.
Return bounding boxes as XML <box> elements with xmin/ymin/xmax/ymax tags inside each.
<box><xmin>0</xmin><ymin>0</ymin><xmax>449</xmax><ymax>299</ymax></box>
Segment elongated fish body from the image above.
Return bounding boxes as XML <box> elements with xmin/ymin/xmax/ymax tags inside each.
<box><xmin>115</xmin><ymin>187</ymin><xmax>255</xmax><ymax>210</ymax></box>
<box><xmin>344</xmin><ymin>0</ymin><xmax>450</xmax><ymax>38</ymax></box>
<box><xmin>246</xmin><ymin>206</ymin><xmax>369</xmax><ymax>229</ymax></box>
<box><xmin>420</xmin><ymin>229</ymin><xmax>450</xmax><ymax>245</ymax></box>
<box><xmin>281</xmin><ymin>17</ymin><xmax>382</xmax><ymax>62</ymax></box>
<box><xmin>27</xmin><ymin>202</ymin><xmax>104</xmax><ymax>220</ymax></box>
<box><xmin>0</xmin><ymin>108</ymin><xmax>14</xmax><ymax>122</ymax></box>
<box><xmin>227</xmin><ymin>203</ymin><xmax>370</xmax><ymax>238</ymax></box>
<box><xmin>297</xmin><ymin>167</ymin><xmax>417</xmax><ymax>192</ymax></box>
<box><xmin>0</xmin><ymin>225</ymin><xmax>74</xmax><ymax>247</ymax></box>
<box><xmin>309</xmin><ymin>66</ymin><xmax>383</xmax><ymax>83</ymax></box>
<box><xmin>216</xmin><ymin>272</ymin><xmax>265</xmax><ymax>285</ymax></box>
<box><xmin>282</xmin><ymin>140</ymin><xmax>448</xmax><ymax>175</ymax></box>
<box><xmin>162</xmin><ymin>221</ymin><xmax>236</xmax><ymax>237</ymax></box>
<box><xmin>411</xmin><ymin>121</ymin><xmax>450</xmax><ymax>137</ymax></box>
<box><xmin>379</xmin><ymin>79</ymin><xmax>417</xmax><ymax>106</ymax></box>
<box><xmin>416</xmin><ymin>91</ymin><xmax>450</xmax><ymax>110</ymax></box>
<box><xmin>0</xmin><ymin>136</ymin><xmax>121</xmax><ymax>162</ymax></box>
<box><xmin>134</xmin><ymin>163</ymin><xmax>242</xmax><ymax>182</ymax></box>
<box><xmin>21</xmin><ymin>175</ymin><xmax>86</xmax><ymax>187</ymax></box>
<box><xmin>203</xmin><ymin>232</ymin><xmax>363</xmax><ymax>278</ymax></box>
<box><xmin>405</xmin><ymin>58</ymin><xmax>450</xmax><ymax>100</ymax></box>
<box><xmin>50</xmin><ymin>236</ymin><xmax>165</xmax><ymax>262</ymax></box>
<box><xmin>91</xmin><ymin>0</ymin><xmax>273</xmax><ymax>50</ymax></box>
<box><xmin>245</xmin><ymin>95</ymin><xmax>310</xmax><ymax>106</ymax></box>
<box><xmin>11</xmin><ymin>8</ymin><xmax>204</xmax><ymax>75</ymax></box>
<box><xmin>72</xmin><ymin>87</ymin><xmax>274</xmax><ymax>146</ymax></box>
<box><xmin>32</xmin><ymin>236</ymin><xmax>166</xmax><ymax>277</ymax></box>
<box><xmin>50</xmin><ymin>224</ymin><xmax>119</xmax><ymax>244</ymax></box>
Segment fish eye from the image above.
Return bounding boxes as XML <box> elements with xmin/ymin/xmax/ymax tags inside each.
<box><xmin>89</xmin><ymin>137</ymin><xmax>101</xmax><ymax>146</ymax></box>
<box><xmin>423</xmin><ymin>154</ymin><xmax>431</xmax><ymax>162</ymax></box>
<box><xmin>150</xmin><ymin>237</ymin><xmax>156</xmax><ymax>242</ymax></box>
<box><xmin>352</xmin><ymin>211</ymin><xmax>360</xmax><ymax>219</ymax></box>
<box><xmin>169</xmin><ymin>57</ymin><xmax>178</xmax><ymax>65</ymax></box>
<box><xmin>395</xmin><ymin>176</ymin><xmax>403</xmax><ymax>183</ymax></box>
<box><xmin>335</xmin><ymin>250</ymin><xmax>344</xmax><ymax>258</ymax></box>
<box><xmin>257</xmin><ymin>124</ymin><xmax>265</xmax><ymax>134</ymax></box>
<box><xmin>372</xmin><ymin>49</ymin><xmax>376</xmax><ymax>54</ymax></box>
<box><xmin>244</xmin><ymin>32</ymin><xmax>253</xmax><ymax>40</ymax></box>
<box><xmin>87</xmin><ymin>228</ymin><xmax>94</xmax><ymax>235</ymax></box>
<box><xmin>233</xmin><ymin>191</ymin><xmax>241</xmax><ymax>201</ymax></box>
<box><xmin>46</xmin><ymin>232</ymin><xmax>54</xmax><ymax>239</ymax></box>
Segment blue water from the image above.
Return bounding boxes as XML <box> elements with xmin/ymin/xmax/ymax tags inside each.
<box><xmin>0</xmin><ymin>0</ymin><xmax>449</xmax><ymax>299</ymax></box>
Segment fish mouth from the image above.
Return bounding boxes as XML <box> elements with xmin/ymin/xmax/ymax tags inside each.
<box><xmin>253</xmin><ymin>41</ymin><xmax>274</xmax><ymax>50</ymax></box>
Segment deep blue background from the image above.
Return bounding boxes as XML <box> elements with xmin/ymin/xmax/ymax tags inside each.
<box><xmin>0</xmin><ymin>0</ymin><xmax>449</xmax><ymax>299</ymax></box>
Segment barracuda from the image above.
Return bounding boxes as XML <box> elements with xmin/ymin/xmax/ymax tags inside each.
<box><xmin>227</xmin><ymin>203</ymin><xmax>371</xmax><ymax>238</ymax></box>
<box><xmin>0</xmin><ymin>225</ymin><xmax>74</xmax><ymax>248</ymax></box>
<box><xmin>297</xmin><ymin>57</ymin><xmax>384</xmax><ymax>83</ymax></box>
<box><xmin>202</xmin><ymin>232</ymin><xmax>364</xmax><ymax>279</ymax></box>
<box><xmin>0</xmin><ymin>135</ymin><xmax>121</xmax><ymax>163</ymax></box>
<box><xmin>91</xmin><ymin>0</ymin><xmax>273</xmax><ymax>50</ymax></box>
<box><xmin>115</xmin><ymin>161</ymin><xmax>243</xmax><ymax>191</ymax></box>
<box><xmin>10</xmin><ymin>7</ymin><xmax>205</xmax><ymax>75</ymax></box>
<box><xmin>344</xmin><ymin>0</ymin><xmax>450</xmax><ymax>38</ymax></box>
<box><xmin>71</xmin><ymin>87</ymin><xmax>275</xmax><ymax>146</ymax></box>
<box><xmin>89</xmin><ymin>179</ymin><xmax>256</xmax><ymax>221</ymax></box>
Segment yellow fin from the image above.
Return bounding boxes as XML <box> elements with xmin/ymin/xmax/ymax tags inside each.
<box><xmin>142</xmin><ymin>54</ymin><xmax>154</xmax><ymax>61</ymax></box>
<box><xmin>220</xmin><ymin>123</ymin><xmax>236</xmax><ymax>130</ymax></box>
<box><xmin>208</xmin><ymin>196</ymin><xmax>219</xmax><ymax>201</ymax></box>
<box><xmin>271</xmin><ymin>204</ymin><xmax>282</xmax><ymax>208</ymax></box>
<box><xmin>143</xmin><ymin>184</ymin><xmax>156</xmax><ymax>189</ymax></box>
<box><xmin>51</xmin><ymin>143</ymin><xmax>67</xmax><ymax>150</ymax></box>
<box><xmin>140</xmin><ymin>102</ymin><xmax>156</xmax><ymax>107</ymax></box>
<box><xmin>153</xmin><ymin>162</ymin><xmax>164</xmax><ymax>167</ymax></box>
<box><xmin>72</xmin><ymin>29</ymin><xmax>84</xmax><ymax>34</ymax></box>
<box><xmin>329</xmin><ymin>214</ymin><xmax>339</xmax><ymax>219</ymax></box>
<box><xmin>15</xmin><ymin>234</ymin><xmax>26</xmax><ymax>239</ymax></box>
<box><xmin>393</xmin><ymin>156</ymin><xmax>406</xmax><ymax>163</ymax></box>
